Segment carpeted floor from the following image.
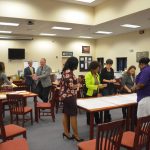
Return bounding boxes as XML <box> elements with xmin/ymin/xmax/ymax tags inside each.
<box><xmin>3</xmin><ymin>98</ymin><xmax>130</xmax><ymax>150</ymax></box>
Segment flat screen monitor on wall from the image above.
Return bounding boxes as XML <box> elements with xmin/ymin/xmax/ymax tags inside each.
<box><xmin>8</xmin><ymin>48</ymin><xmax>25</xmax><ymax>59</ymax></box>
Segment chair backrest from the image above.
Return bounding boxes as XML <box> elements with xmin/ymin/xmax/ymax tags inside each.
<box><xmin>0</xmin><ymin>86</ymin><xmax>13</xmax><ymax>92</ymax></box>
<box><xmin>96</xmin><ymin>120</ymin><xmax>125</xmax><ymax>150</ymax></box>
<box><xmin>0</xmin><ymin>101</ymin><xmax>7</xmax><ymax>141</ymax></box>
<box><xmin>7</xmin><ymin>94</ymin><xmax>26</xmax><ymax>114</ymax></box>
<box><xmin>134</xmin><ymin>115</ymin><xmax>150</xmax><ymax>149</ymax></box>
<box><xmin>13</xmin><ymin>80</ymin><xmax>27</xmax><ymax>91</ymax></box>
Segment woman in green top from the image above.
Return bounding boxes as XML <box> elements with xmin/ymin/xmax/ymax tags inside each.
<box><xmin>85</xmin><ymin>61</ymin><xmax>107</xmax><ymax>125</ymax></box>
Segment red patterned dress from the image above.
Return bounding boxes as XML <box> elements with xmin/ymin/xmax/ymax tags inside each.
<box><xmin>60</xmin><ymin>69</ymin><xmax>78</xmax><ymax>116</ymax></box>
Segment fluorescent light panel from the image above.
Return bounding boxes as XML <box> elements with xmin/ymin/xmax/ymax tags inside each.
<box><xmin>0</xmin><ymin>31</ymin><xmax>12</xmax><ymax>34</ymax></box>
<box><xmin>40</xmin><ymin>33</ymin><xmax>56</xmax><ymax>36</ymax></box>
<box><xmin>121</xmin><ymin>24</ymin><xmax>141</xmax><ymax>28</ymax></box>
<box><xmin>76</xmin><ymin>0</ymin><xmax>95</xmax><ymax>3</ymax></box>
<box><xmin>52</xmin><ymin>26</ymin><xmax>72</xmax><ymax>30</ymax></box>
<box><xmin>79</xmin><ymin>36</ymin><xmax>92</xmax><ymax>39</ymax></box>
<box><xmin>0</xmin><ymin>36</ymin><xmax>10</xmax><ymax>39</ymax></box>
<box><xmin>0</xmin><ymin>22</ymin><xmax>19</xmax><ymax>26</ymax></box>
<box><xmin>96</xmin><ymin>31</ymin><xmax>112</xmax><ymax>34</ymax></box>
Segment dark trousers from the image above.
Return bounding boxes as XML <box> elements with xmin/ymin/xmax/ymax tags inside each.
<box><xmin>36</xmin><ymin>82</ymin><xmax>51</xmax><ymax>102</ymax></box>
<box><xmin>86</xmin><ymin>94</ymin><xmax>100</xmax><ymax>125</ymax></box>
<box><xmin>122</xmin><ymin>107</ymin><xmax>127</xmax><ymax>119</ymax></box>
<box><xmin>102</xmin><ymin>86</ymin><xmax>114</xmax><ymax>122</ymax></box>
<box><xmin>26</xmin><ymin>84</ymin><xmax>35</xmax><ymax>92</ymax></box>
<box><xmin>86</xmin><ymin>112</ymin><xmax>100</xmax><ymax>125</ymax></box>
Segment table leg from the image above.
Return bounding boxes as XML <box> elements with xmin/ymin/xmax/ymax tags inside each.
<box><xmin>131</xmin><ymin>104</ymin><xmax>137</xmax><ymax>131</ymax></box>
<box><xmin>34</xmin><ymin>96</ymin><xmax>38</xmax><ymax>122</ymax></box>
<box><xmin>90</xmin><ymin>112</ymin><xmax>94</xmax><ymax>139</ymax></box>
<box><xmin>99</xmin><ymin>111</ymin><xmax>103</xmax><ymax>124</ymax></box>
<box><xmin>126</xmin><ymin>106</ymin><xmax>131</xmax><ymax>130</ymax></box>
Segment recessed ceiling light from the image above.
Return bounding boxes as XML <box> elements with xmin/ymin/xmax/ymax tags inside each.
<box><xmin>95</xmin><ymin>31</ymin><xmax>113</xmax><ymax>34</ymax></box>
<box><xmin>76</xmin><ymin>0</ymin><xmax>95</xmax><ymax>3</ymax></box>
<box><xmin>121</xmin><ymin>24</ymin><xmax>141</xmax><ymax>28</ymax></box>
<box><xmin>40</xmin><ymin>33</ymin><xmax>56</xmax><ymax>36</ymax></box>
<box><xmin>0</xmin><ymin>22</ymin><xmax>19</xmax><ymax>26</ymax></box>
<box><xmin>52</xmin><ymin>26</ymin><xmax>72</xmax><ymax>30</ymax></box>
<box><xmin>79</xmin><ymin>36</ymin><xmax>92</xmax><ymax>39</ymax></box>
<box><xmin>0</xmin><ymin>31</ymin><xmax>12</xmax><ymax>34</ymax></box>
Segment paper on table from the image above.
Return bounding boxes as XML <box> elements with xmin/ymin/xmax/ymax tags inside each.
<box><xmin>11</xmin><ymin>83</ymin><xmax>17</xmax><ymax>87</ymax></box>
<box><xmin>77</xmin><ymin>99</ymin><xmax>116</xmax><ymax>110</ymax></box>
<box><xmin>101</xmin><ymin>95</ymin><xmax>137</xmax><ymax>105</ymax></box>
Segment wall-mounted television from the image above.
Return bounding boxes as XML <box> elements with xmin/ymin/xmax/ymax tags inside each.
<box><xmin>8</xmin><ymin>48</ymin><xmax>25</xmax><ymax>59</ymax></box>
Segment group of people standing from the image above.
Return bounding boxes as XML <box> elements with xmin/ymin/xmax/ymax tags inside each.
<box><xmin>59</xmin><ymin>56</ymin><xmax>150</xmax><ymax>142</ymax></box>
<box><xmin>0</xmin><ymin>56</ymin><xmax>150</xmax><ymax>143</ymax></box>
<box><xmin>24</xmin><ymin>58</ymin><xmax>52</xmax><ymax>103</ymax></box>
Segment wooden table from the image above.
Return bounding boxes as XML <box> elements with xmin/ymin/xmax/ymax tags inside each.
<box><xmin>77</xmin><ymin>93</ymin><xmax>137</xmax><ymax>139</ymax></box>
<box><xmin>0</xmin><ymin>91</ymin><xmax>38</xmax><ymax>121</ymax></box>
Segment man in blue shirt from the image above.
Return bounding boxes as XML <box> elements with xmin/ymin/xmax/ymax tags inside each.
<box><xmin>132</xmin><ymin>57</ymin><xmax>150</xmax><ymax>118</ymax></box>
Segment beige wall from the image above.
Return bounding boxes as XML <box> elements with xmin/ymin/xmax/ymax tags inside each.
<box><xmin>0</xmin><ymin>37</ymin><xmax>95</xmax><ymax>76</ymax></box>
<box><xmin>1</xmin><ymin>29</ymin><xmax>150</xmax><ymax>77</ymax></box>
<box><xmin>95</xmin><ymin>0</ymin><xmax>150</xmax><ymax>24</ymax></box>
<box><xmin>0</xmin><ymin>0</ymin><xmax>94</xmax><ymax>25</ymax></box>
<box><xmin>95</xmin><ymin>29</ymin><xmax>150</xmax><ymax>73</ymax></box>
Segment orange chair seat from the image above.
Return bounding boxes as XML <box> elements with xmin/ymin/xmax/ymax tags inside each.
<box><xmin>0</xmin><ymin>124</ymin><xmax>26</xmax><ymax>138</ymax></box>
<box><xmin>0</xmin><ymin>138</ymin><xmax>29</xmax><ymax>150</ymax></box>
<box><xmin>78</xmin><ymin>139</ymin><xmax>96</xmax><ymax>150</ymax></box>
<box><xmin>121</xmin><ymin>131</ymin><xmax>135</xmax><ymax>148</ymax></box>
<box><xmin>78</xmin><ymin>138</ymin><xmax>115</xmax><ymax>150</ymax></box>
<box><xmin>12</xmin><ymin>107</ymin><xmax>32</xmax><ymax>114</ymax></box>
<box><xmin>37</xmin><ymin>102</ymin><xmax>51</xmax><ymax>108</ymax></box>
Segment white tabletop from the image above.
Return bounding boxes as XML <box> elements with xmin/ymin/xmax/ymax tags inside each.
<box><xmin>0</xmin><ymin>91</ymin><xmax>31</xmax><ymax>100</ymax></box>
<box><xmin>77</xmin><ymin>93</ymin><xmax>137</xmax><ymax>111</ymax></box>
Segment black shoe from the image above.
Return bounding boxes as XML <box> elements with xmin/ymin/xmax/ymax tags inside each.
<box><xmin>62</xmin><ymin>133</ymin><xmax>73</xmax><ymax>140</ymax></box>
<box><xmin>72</xmin><ymin>135</ymin><xmax>84</xmax><ymax>142</ymax></box>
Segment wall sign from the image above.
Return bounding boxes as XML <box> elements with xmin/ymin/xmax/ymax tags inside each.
<box><xmin>62</xmin><ymin>51</ymin><xmax>73</xmax><ymax>57</ymax></box>
<box><xmin>136</xmin><ymin>51</ymin><xmax>149</xmax><ymax>62</ymax></box>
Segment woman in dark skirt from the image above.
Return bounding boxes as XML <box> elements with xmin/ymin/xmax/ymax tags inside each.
<box><xmin>60</xmin><ymin>57</ymin><xmax>83</xmax><ymax>142</ymax></box>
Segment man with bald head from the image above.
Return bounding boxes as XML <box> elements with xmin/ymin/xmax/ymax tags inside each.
<box><xmin>33</xmin><ymin>58</ymin><xmax>52</xmax><ymax>102</ymax></box>
<box><xmin>24</xmin><ymin>60</ymin><xmax>35</xmax><ymax>91</ymax></box>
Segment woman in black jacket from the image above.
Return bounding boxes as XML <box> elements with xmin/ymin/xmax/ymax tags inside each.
<box><xmin>101</xmin><ymin>59</ymin><xmax>116</xmax><ymax>122</ymax></box>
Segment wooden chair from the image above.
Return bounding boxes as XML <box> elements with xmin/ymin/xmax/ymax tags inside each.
<box><xmin>35</xmin><ymin>97</ymin><xmax>55</xmax><ymax>123</ymax></box>
<box><xmin>0</xmin><ymin>86</ymin><xmax>13</xmax><ymax>117</ymax></box>
<box><xmin>7</xmin><ymin>94</ymin><xmax>33</xmax><ymax>127</ymax></box>
<box><xmin>78</xmin><ymin>120</ymin><xmax>125</xmax><ymax>150</ymax></box>
<box><xmin>13</xmin><ymin>80</ymin><xmax>27</xmax><ymax>91</ymax></box>
<box><xmin>0</xmin><ymin>101</ymin><xmax>27</xmax><ymax>141</ymax></box>
<box><xmin>0</xmin><ymin>138</ymin><xmax>29</xmax><ymax>150</ymax></box>
<box><xmin>121</xmin><ymin>115</ymin><xmax>150</xmax><ymax>150</ymax></box>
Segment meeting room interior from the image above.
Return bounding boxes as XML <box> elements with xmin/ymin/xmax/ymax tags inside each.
<box><xmin>0</xmin><ymin>0</ymin><xmax>150</xmax><ymax>150</ymax></box>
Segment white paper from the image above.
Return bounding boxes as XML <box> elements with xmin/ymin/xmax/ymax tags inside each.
<box><xmin>77</xmin><ymin>99</ymin><xmax>116</xmax><ymax>110</ymax></box>
<box><xmin>77</xmin><ymin>94</ymin><xmax>137</xmax><ymax>110</ymax></box>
